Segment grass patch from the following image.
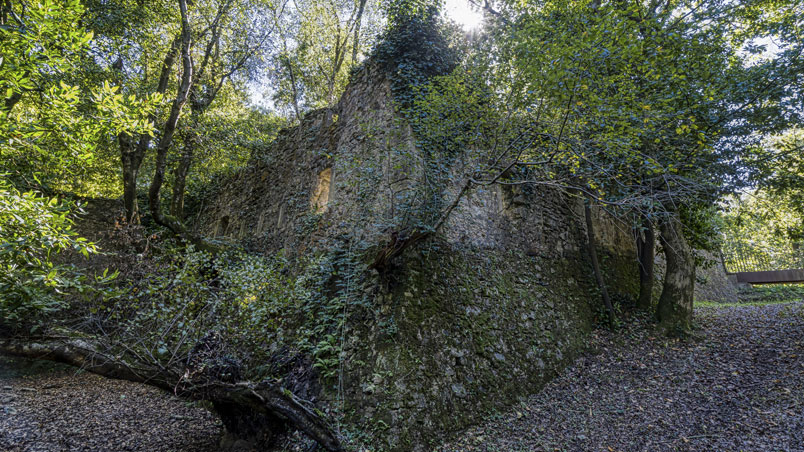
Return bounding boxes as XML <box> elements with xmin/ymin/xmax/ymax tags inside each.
<box><xmin>737</xmin><ymin>284</ymin><xmax>804</xmax><ymax>304</ymax></box>
<box><xmin>696</xmin><ymin>299</ymin><xmax>801</xmax><ymax>309</ymax></box>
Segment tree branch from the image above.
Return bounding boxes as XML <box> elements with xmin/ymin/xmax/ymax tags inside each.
<box><xmin>0</xmin><ymin>335</ymin><xmax>344</xmax><ymax>451</ymax></box>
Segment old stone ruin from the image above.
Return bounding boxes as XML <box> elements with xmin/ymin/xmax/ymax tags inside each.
<box><xmin>195</xmin><ymin>61</ymin><xmax>724</xmax><ymax>450</ymax></box>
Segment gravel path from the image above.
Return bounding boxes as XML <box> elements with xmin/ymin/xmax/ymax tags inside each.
<box><xmin>440</xmin><ymin>302</ymin><xmax>804</xmax><ymax>452</ymax></box>
<box><xmin>0</xmin><ymin>356</ymin><xmax>220</xmax><ymax>452</ymax></box>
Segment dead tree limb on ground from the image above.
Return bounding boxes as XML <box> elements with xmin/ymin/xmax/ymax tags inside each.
<box><xmin>0</xmin><ymin>336</ymin><xmax>344</xmax><ymax>451</ymax></box>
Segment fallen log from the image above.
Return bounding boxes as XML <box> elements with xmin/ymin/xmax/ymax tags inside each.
<box><xmin>0</xmin><ymin>337</ymin><xmax>343</xmax><ymax>451</ymax></box>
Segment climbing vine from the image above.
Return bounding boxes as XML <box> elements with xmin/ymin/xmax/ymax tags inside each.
<box><xmin>372</xmin><ymin>0</ymin><xmax>460</xmax><ymax>113</ymax></box>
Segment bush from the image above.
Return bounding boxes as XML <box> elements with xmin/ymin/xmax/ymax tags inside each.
<box><xmin>0</xmin><ymin>181</ymin><xmax>102</xmax><ymax>327</ymax></box>
<box><xmin>92</xmin><ymin>243</ymin><xmax>362</xmax><ymax>382</ymax></box>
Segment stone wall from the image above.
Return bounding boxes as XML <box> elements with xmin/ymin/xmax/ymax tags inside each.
<box><xmin>693</xmin><ymin>252</ymin><xmax>740</xmax><ymax>302</ymax></box>
<box><xmin>197</xmin><ymin>63</ymin><xmax>633</xmax><ymax>263</ymax></box>
<box><xmin>649</xmin><ymin>250</ymin><xmax>739</xmax><ymax>304</ymax></box>
<box><xmin>196</xmin><ymin>63</ymin><xmax>639</xmax><ymax>450</ymax></box>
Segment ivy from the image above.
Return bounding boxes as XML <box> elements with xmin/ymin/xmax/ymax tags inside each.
<box><xmin>372</xmin><ymin>0</ymin><xmax>460</xmax><ymax>114</ymax></box>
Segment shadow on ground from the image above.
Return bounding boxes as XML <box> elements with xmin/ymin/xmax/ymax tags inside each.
<box><xmin>0</xmin><ymin>355</ymin><xmax>221</xmax><ymax>452</ymax></box>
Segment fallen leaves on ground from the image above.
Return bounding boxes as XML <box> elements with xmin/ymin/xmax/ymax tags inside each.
<box><xmin>0</xmin><ymin>356</ymin><xmax>220</xmax><ymax>452</ymax></box>
<box><xmin>440</xmin><ymin>302</ymin><xmax>804</xmax><ymax>452</ymax></box>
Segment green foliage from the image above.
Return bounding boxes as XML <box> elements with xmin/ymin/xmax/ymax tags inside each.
<box><xmin>93</xmin><ymin>243</ymin><xmax>370</xmax><ymax>381</ymax></box>
<box><xmin>410</xmin><ymin>70</ymin><xmax>495</xmax><ymax>156</ymax></box>
<box><xmin>501</xmin><ymin>0</ymin><xmax>764</xmax><ymax>207</ymax></box>
<box><xmin>0</xmin><ymin>0</ymin><xmax>157</xmax><ymax>194</ymax></box>
<box><xmin>680</xmin><ymin>204</ymin><xmax>722</xmax><ymax>253</ymax></box>
<box><xmin>719</xmin><ymin>189</ymin><xmax>804</xmax><ymax>271</ymax></box>
<box><xmin>0</xmin><ymin>0</ymin><xmax>141</xmax><ymax>328</ymax></box>
<box><xmin>171</xmin><ymin>98</ymin><xmax>286</xmax><ymax>217</ymax></box>
<box><xmin>737</xmin><ymin>284</ymin><xmax>804</xmax><ymax>304</ymax></box>
<box><xmin>372</xmin><ymin>0</ymin><xmax>461</xmax><ymax>111</ymax></box>
<box><xmin>749</xmin><ymin>128</ymin><xmax>804</xmax><ymax>220</ymax></box>
<box><xmin>402</xmin><ymin>0</ymin><xmax>803</xmax><ymax>231</ymax></box>
<box><xmin>268</xmin><ymin>0</ymin><xmax>384</xmax><ymax>116</ymax></box>
<box><xmin>0</xmin><ymin>181</ymin><xmax>112</xmax><ymax>326</ymax></box>
<box><xmin>336</xmin><ymin>1</ymin><xmax>474</xmax><ymax>238</ymax></box>
<box><xmin>0</xmin><ymin>0</ymin><xmax>91</xmax><ymax>97</ymax></box>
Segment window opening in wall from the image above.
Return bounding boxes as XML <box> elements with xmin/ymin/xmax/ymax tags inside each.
<box><xmin>311</xmin><ymin>168</ymin><xmax>332</xmax><ymax>213</ymax></box>
<box><xmin>218</xmin><ymin>215</ymin><xmax>230</xmax><ymax>236</ymax></box>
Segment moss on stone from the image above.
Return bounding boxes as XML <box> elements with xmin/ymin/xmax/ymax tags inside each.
<box><xmin>333</xmin><ymin>238</ymin><xmax>636</xmax><ymax>451</ymax></box>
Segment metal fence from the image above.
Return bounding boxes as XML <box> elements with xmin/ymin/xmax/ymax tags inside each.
<box><xmin>721</xmin><ymin>242</ymin><xmax>804</xmax><ymax>274</ymax></box>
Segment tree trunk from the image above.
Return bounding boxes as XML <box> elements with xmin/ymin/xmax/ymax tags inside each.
<box><xmin>143</xmin><ymin>0</ymin><xmax>222</xmax><ymax>255</ymax></box>
<box><xmin>351</xmin><ymin>0</ymin><xmax>368</xmax><ymax>63</ymax></box>
<box><xmin>370</xmin><ymin>178</ymin><xmax>473</xmax><ymax>271</ymax></box>
<box><xmin>635</xmin><ymin>216</ymin><xmax>655</xmax><ymax>310</ymax></box>
<box><xmin>149</xmin><ymin>0</ymin><xmax>192</xmax><ymax>229</ymax></box>
<box><xmin>0</xmin><ymin>337</ymin><xmax>344</xmax><ymax>451</ymax></box>
<box><xmin>285</xmin><ymin>54</ymin><xmax>303</xmax><ymax>122</ymax></box>
<box><xmin>2</xmin><ymin>91</ymin><xmax>22</xmax><ymax>114</ymax></box>
<box><xmin>119</xmin><ymin>133</ymin><xmax>145</xmax><ymax>224</ymax></box>
<box><xmin>1</xmin><ymin>0</ymin><xmax>23</xmax><ymax>112</ymax></box>
<box><xmin>214</xmin><ymin>401</ymin><xmax>286</xmax><ymax>449</ymax></box>
<box><xmin>584</xmin><ymin>202</ymin><xmax>615</xmax><ymax>327</ymax></box>
<box><xmin>170</xmin><ymin>126</ymin><xmax>196</xmax><ymax>219</ymax></box>
<box><xmin>119</xmin><ymin>36</ymin><xmax>181</xmax><ymax>223</ymax></box>
<box><xmin>121</xmin><ymin>155</ymin><xmax>140</xmax><ymax>224</ymax></box>
<box><xmin>656</xmin><ymin>215</ymin><xmax>695</xmax><ymax>333</ymax></box>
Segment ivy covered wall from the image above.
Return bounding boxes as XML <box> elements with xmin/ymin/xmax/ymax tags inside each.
<box><xmin>196</xmin><ymin>60</ymin><xmax>639</xmax><ymax>451</ymax></box>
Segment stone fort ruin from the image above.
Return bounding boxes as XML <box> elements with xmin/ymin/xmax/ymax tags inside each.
<box><xmin>197</xmin><ymin>61</ymin><xmax>642</xmax><ymax>450</ymax></box>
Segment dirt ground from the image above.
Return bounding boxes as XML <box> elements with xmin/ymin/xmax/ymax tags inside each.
<box><xmin>440</xmin><ymin>301</ymin><xmax>804</xmax><ymax>452</ymax></box>
<box><xmin>0</xmin><ymin>356</ymin><xmax>220</xmax><ymax>452</ymax></box>
<box><xmin>3</xmin><ymin>301</ymin><xmax>803</xmax><ymax>452</ymax></box>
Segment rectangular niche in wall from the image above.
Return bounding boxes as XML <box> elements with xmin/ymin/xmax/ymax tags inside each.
<box><xmin>311</xmin><ymin>168</ymin><xmax>332</xmax><ymax>213</ymax></box>
<box><xmin>215</xmin><ymin>215</ymin><xmax>230</xmax><ymax>237</ymax></box>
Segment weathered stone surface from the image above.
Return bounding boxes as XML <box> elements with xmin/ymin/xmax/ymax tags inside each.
<box><xmin>196</xmin><ymin>62</ymin><xmax>640</xmax><ymax>450</ymax></box>
<box><xmin>651</xmin><ymin>250</ymin><xmax>740</xmax><ymax>304</ymax></box>
<box><xmin>694</xmin><ymin>252</ymin><xmax>740</xmax><ymax>302</ymax></box>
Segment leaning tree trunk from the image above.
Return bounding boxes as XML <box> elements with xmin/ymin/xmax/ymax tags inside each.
<box><xmin>584</xmin><ymin>202</ymin><xmax>615</xmax><ymax>327</ymax></box>
<box><xmin>351</xmin><ymin>0</ymin><xmax>368</xmax><ymax>63</ymax></box>
<box><xmin>147</xmin><ymin>0</ymin><xmax>192</xmax><ymax>235</ymax></box>
<box><xmin>656</xmin><ymin>215</ymin><xmax>695</xmax><ymax>333</ymax></box>
<box><xmin>0</xmin><ymin>337</ymin><xmax>343</xmax><ymax>451</ymax></box>
<box><xmin>635</xmin><ymin>216</ymin><xmax>655</xmax><ymax>310</ymax></box>
<box><xmin>144</xmin><ymin>1</ymin><xmax>221</xmax><ymax>255</ymax></box>
<box><xmin>170</xmin><ymin>104</ymin><xmax>207</xmax><ymax>220</ymax></box>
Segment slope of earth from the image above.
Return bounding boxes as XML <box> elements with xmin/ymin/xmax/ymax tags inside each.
<box><xmin>0</xmin><ymin>355</ymin><xmax>221</xmax><ymax>452</ymax></box>
<box><xmin>440</xmin><ymin>301</ymin><xmax>804</xmax><ymax>452</ymax></box>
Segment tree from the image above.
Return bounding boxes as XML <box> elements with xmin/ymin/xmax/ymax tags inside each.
<box><xmin>0</xmin><ymin>182</ymin><xmax>101</xmax><ymax>326</ymax></box>
<box><xmin>168</xmin><ymin>0</ymin><xmax>278</xmax><ymax>219</ymax></box>
<box><xmin>1</xmin><ymin>0</ymin><xmax>156</xmax><ymax>195</ymax></box>
<box><xmin>720</xmin><ymin>187</ymin><xmax>804</xmax><ymax>270</ymax></box>
<box><xmin>0</xmin><ymin>0</ymin><xmax>149</xmax><ymax>328</ymax></box>
<box><xmin>656</xmin><ymin>215</ymin><xmax>695</xmax><ymax>331</ymax></box>
<box><xmin>79</xmin><ymin>0</ymin><xmax>182</xmax><ymax>222</ymax></box>
<box><xmin>436</xmin><ymin>0</ymin><xmax>804</xmax><ymax>331</ymax></box>
<box><xmin>749</xmin><ymin>128</ymin><xmax>804</xmax><ymax>225</ymax></box>
<box><xmin>82</xmin><ymin>0</ymin><xmax>278</xmax><ymax>223</ymax></box>
<box><xmin>0</xmin><ymin>5</ymin><xmax>346</xmax><ymax>445</ymax></box>
<box><xmin>635</xmin><ymin>216</ymin><xmax>655</xmax><ymax>310</ymax></box>
<box><xmin>267</xmin><ymin>0</ymin><xmax>383</xmax><ymax>118</ymax></box>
